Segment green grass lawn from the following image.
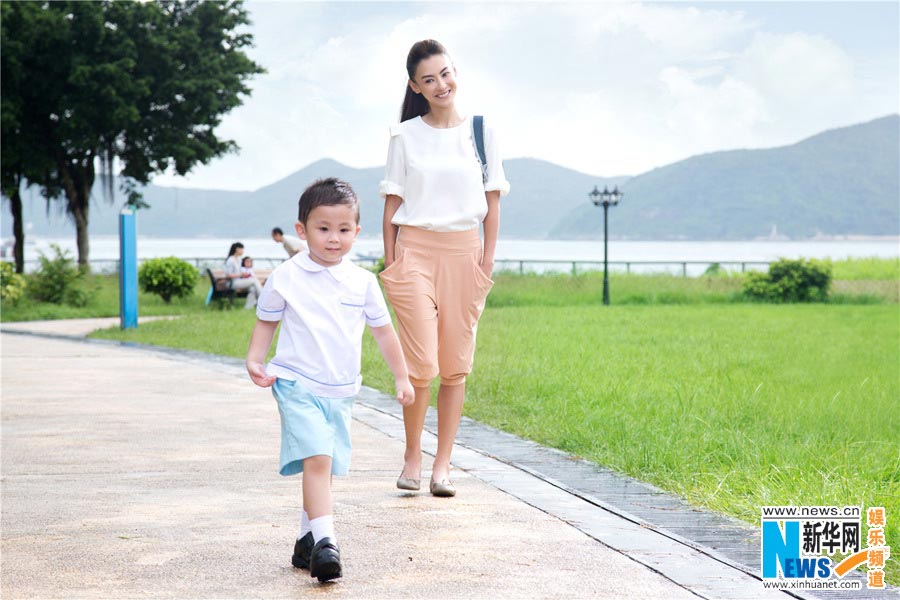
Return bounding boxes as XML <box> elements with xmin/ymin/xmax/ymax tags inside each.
<box><xmin>477</xmin><ymin>305</ymin><xmax>899</xmax><ymax>542</ymax></box>
<box><xmin>832</xmin><ymin>256</ymin><xmax>900</xmax><ymax>280</ymax></box>
<box><xmin>6</xmin><ymin>263</ymin><xmax>899</xmax><ymax>579</ymax></box>
<box><xmin>362</xmin><ymin>303</ymin><xmax>900</xmax><ymax>579</ymax></box>
<box><xmin>3</xmin><ymin>256</ymin><xmax>896</xmax><ymax>322</ymax></box>
<box><xmin>487</xmin><ymin>269</ymin><xmax>897</xmax><ymax>305</ymax></box>
<box><xmin>0</xmin><ymin>275</ymin><xmax>210</xmax><ymax>322</ymax></box>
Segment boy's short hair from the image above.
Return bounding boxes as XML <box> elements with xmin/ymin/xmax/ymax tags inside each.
<box><xmin>272</xmin><ymin>227</ymin><xmax>283</xmax><ymax>236</ymax></box>
<box><xmin>298</xmin><ymin>178</ymin><xmax>359</xmax><ymax>225</ymax></box>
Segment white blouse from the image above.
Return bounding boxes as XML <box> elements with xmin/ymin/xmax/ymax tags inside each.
<box><xmin>379</xmin><ymin>115</ymin><xmax>510</xmax><ymax>232</ymax></box>
<box><xmin>224</xmin><ymin>255</ymin><xmax>241</xmax><ymax>276</ymax></box>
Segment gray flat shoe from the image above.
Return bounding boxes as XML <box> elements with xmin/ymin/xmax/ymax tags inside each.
<box><xmin>397</xmin><ymin>472</ymin><xmax>421</xmax><ymax>491</ymax></box>
<box><xmin>430</xmin><ymin>478</ymin><xmax>456</xmax><ymax>497</ymax></box>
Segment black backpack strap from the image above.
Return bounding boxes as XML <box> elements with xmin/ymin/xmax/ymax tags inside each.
<box><xmin>471</xmin><ymin>115</ymin><xmax>487</xmax><ymax>183</ymax></box>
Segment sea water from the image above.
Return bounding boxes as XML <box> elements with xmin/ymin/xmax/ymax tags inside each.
<box><xmin>12</xmin><ymin>236</ymin><xmax>899</xmax><ymax>276</ymax></box>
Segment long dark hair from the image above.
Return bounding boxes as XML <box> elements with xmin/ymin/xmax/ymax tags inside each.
<box><xmin>227</xmin><ymin>242</ymin><xmax>244</xmax><ymax>260</ymax></box>
<box><xmin>400</xmin><ymin>39</ymin><xmax>448</xmax><ymax>122</ymax></box>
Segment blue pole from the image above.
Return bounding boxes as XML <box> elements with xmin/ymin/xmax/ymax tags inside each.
<box><xmin>119</xmin><ymin>208</ymin><xmax>138</xmax><ymax>329</ymax></box>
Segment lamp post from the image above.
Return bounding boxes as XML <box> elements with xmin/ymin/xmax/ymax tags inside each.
<box><xmin>589</xmin><ymin>185</ymin><xmax>623</xmax><ymax>306</ymax></box>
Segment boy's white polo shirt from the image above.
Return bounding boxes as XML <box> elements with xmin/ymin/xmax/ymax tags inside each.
<box><xmin>256</xmin><ymin>251</ymin><xmax>392</xmax><ymax>398</ymax></box>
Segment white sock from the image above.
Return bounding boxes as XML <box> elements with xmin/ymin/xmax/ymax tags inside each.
<box><xmin>309</xmin><ymin>515</ymin><xmax>335</xmax><ymax>544</ymax></box>
<box><xmin>299</xmin><ymin>510</ymin><xmax>310</xmax><ymax>540</ymax></box>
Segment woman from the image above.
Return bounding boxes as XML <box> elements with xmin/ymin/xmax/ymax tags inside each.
<box><xmin>225</xmin><ymin>242</ymin><xmax>263</xmax><ymax>309</ymax></box>
<box><xmin>379</xmin><ymin>39</ymin><xmax>510</xmax><ymax>497</ymax></box>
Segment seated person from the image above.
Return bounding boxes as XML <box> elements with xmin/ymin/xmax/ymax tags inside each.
<box><xmin>241</xmin><ymin>256</ymin><xmax>255</xmax><ymax>277</ymax></box>
<box><xmin>225</xmin><ymin>242</ymin><xmax>263</xmax><ymax>309</ymax></box>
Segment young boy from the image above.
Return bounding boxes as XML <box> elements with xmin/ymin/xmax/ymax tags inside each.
<box><xmin>246</xmin><ymin>178</ymin><xmax>414</xmax><ymax>583</ymax></box>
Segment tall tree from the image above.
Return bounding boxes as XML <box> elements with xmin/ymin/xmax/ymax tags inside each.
<box><xmin>0</xmin><ymin>1</ymin><xmax>28</xmax><ymax>273</ymax></box>
<box><xmin>1</xmin><ymin>3</ymin><xmax>64</xmax><ymax>273</ymax></box>
<box><xmin>1</xmin><ymin>0</ymin><xmax>263</xmax><ymax>269</ymax></box>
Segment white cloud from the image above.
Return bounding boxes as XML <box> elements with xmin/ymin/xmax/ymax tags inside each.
<box><xmin>732</xmin><ymin>31</ymin><xmax>857</xmax><ymax>143</ymax></box>
<box><xmin>150</xmin><ymin>2</ymin><xmax>898</xmax><ymax>191</ymax></box>
<box><xmin>739</xmin><ymin>32</ymin><xmax>854</xmax><ymax>100</ymax></box>
<box><xmin>659</xmin><ymin>66</ymin><xmax>768</xmax><ymax>141</ymax></box>
<box><xmin>579</xmin><ymin>3</ymin><xmax>754</xmax><ymax>57</ymax></box>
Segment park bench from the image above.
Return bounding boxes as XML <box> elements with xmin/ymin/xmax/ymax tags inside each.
<box><xmin>204</xmin><ymin>268</ymin><xmax>272</xmax><ymax>306</ymax></box>
<box><xmin>205</xmin><ymin>268</ymin><xmax>245</xmax><ymax>306</ymax></box>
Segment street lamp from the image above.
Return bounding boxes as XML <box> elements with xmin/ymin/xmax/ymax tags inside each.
<box><xmin>589</xmin><ymin>185</ymin><xmax>623</xmax><ymax>306</ymax></box>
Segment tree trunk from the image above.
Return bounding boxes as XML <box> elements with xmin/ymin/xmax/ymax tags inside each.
<box><xmin>59</xmin><ymin>155</ymin><xmax>94</xmax><ymax>271</ymax></box>
<box><xmin>10</xmin><ymin>184</ymin><xmax>25</xmax><ymax>274</ymax></box>
<box><xmin>71</xmin><ymin>198</ymin><xmax>90</xmax><ymax>271</ymax></box>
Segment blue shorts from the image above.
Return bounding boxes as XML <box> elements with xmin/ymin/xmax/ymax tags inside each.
<box><xmin>271</xmin><ymin>378</ymin><xmax>354</xmax><ymax>476</ymax></box>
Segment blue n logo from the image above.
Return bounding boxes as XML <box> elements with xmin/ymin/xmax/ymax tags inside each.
<box><xmin>762</xmin><ymin>521</ymin><xmax>800</xmax><ymax>578</ymax></box>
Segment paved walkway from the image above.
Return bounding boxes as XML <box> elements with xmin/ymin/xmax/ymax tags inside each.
<box><xmin>2</xmin><ymin>319</ymin><xmax>790</xmax><ymax>599</ymax></box>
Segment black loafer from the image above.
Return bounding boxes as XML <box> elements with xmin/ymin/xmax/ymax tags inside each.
<box><xmin>291</xmin><ymin>532</ymin><xmax>314</xmax><ymax>569</ymax></box>
<box><xmin>309</xmin><ymin>537</ymin><xmax>342</xmax><ymax>582</ymax></box>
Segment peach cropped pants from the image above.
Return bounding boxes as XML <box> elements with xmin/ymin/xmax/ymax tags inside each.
<box><xmin>379</xmin><ymin>226</ymin><xmax>494</xmax><ymax>387</ymax></box>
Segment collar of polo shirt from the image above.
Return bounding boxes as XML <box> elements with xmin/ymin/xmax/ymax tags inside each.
<box><xmin>293</xmin><ymin>250</ymin><xmax>352</xmax><ymax>282</ymax></box>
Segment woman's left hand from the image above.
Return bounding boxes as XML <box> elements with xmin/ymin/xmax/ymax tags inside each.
<box><xmin>480</xmin><ymin>259</ymin><xmax>494</xmax><ymax>279</ymax></box>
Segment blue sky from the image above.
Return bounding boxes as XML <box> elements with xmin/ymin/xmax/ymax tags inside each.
<box><xmin>151</xmin><ymin>1</ymin><xmax>900</xmax><ymax>191</ymax></box>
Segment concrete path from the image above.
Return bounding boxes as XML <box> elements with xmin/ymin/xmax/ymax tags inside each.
<box><xmin>1</xmin><ymin>319</ymin><xmax>785</xmax><ymax>599</ymax></box>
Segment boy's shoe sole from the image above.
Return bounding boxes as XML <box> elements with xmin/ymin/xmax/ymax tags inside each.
<box><xmin>292</xmin><ymin>532</ymin><xmax>314</xmax><ymax>569</ymax></box>
<box><xmin>309</xmin><ymin>537</ymin><xmax>342</xmax><ymax>582</ymax></box>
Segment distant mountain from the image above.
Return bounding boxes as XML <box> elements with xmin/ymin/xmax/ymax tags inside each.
<box><xmin>4</xmin><ymin>115</ymin><xmax>897</xmax><ymax>241</ymax></box>
<box><xmin>551</xmin><ymin>115</ymin><xmax>900</xmax><ymax>239</ymax></box>
<box><xmin>3</xmin><ymin>158</ymin><xmax>627</xmax><ymax>240</ymax></box>
<box><xmin>4</xmin><ymin>159</ymin><xmax>386</xmax><ymax>240</ymax></box>
<box><xmin>501</xmin><ymin>159</ymin><xmax>629</xmax><ymax>238</ymax></box>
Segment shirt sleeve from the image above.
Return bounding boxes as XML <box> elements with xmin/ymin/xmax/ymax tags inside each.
<box><xmin>285</xmin><ymin>236</ymin><xmax>306</xmax><ymax>255</ymax></box>
<box><xmin>224</xmin><ymin>256</ymin><xmax>240</xmax><ymax>276</ymax></box>
<box><xmin>363</xmin><ymin>273</ymin><xmax>392</xmax><ymax>328</ymax></box>
<box><xmin>484</xmin><ymin>119</ymin><xmax>511</xmax><ymax>197</ymax></box>
<box><xmin>378</xmin><ymin>124</ymin><xmax>406</xmax><ymax>199</ymax></box>
<box><xmin>256</xmin><ymin>271</ymin><xmax>286</xmax><ymax>321</ymax></box>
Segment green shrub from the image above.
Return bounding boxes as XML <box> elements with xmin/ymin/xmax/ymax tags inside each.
<box><xmin>742</xmin><ymin>257</ymin><xmax>832</xmax><ymax>303</ymax></box>
<box><xmin>0</xmin><ymin>261</ymin><xmax>27</xmax><ymax>306</ymax></box>
<box><xmin>28</xmin><ymin>245</ymin><xmax>94</xmax><ymax>307</ymax></box>
<box><xmin>138</xmin><ymin>257</ymin><xmax>199</xmax><ymax>304</ymax></box>
<box><xmin>703</xmin><ymin>262</ymin><xmax>722</xmax><ymax>276</ymax></box>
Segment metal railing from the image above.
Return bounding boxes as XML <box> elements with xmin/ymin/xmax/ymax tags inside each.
<box><xmin>493</xmin><ymin>259</ymin><xmax>772</xmax><ymax>277</ymax></box>
<box><xmin>7</xmin><ymin>256</ymin><xmax>292</xmax><ymax>275</ymax></box>
<box><xmin>5</xmin><ymin>257</ymin><xmax>772</xmax><ymax>277</ymax></box>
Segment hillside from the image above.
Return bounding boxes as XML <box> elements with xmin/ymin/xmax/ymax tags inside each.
<box><xmin>4</xmin><ymin>159</ymin><xmax>626</xmax><ymax>239</ymax></box>
<box><xmin>551</xmin><ymin>115</ymin><xmax>900</xmax><ymax>239</ymax></box>
<box><xmin>4</xmin><ymin>115</ymin><xmax>898</xmax><ymax>240</ymax></box>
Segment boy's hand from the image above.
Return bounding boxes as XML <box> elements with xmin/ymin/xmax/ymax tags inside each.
<box><xmin>247</xmin><ymin>361</ymin><xmax>276</xmax><ymax>387</ymax></box>
<box><xmin>395</xmin><ymin>377</ymin><xmax>415</xmax><ymax>407</ymax></box>
<box><xmin>368</xmin><ymin>323</ymin><xmax>415</xmax><ymax>406</ymax></box>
